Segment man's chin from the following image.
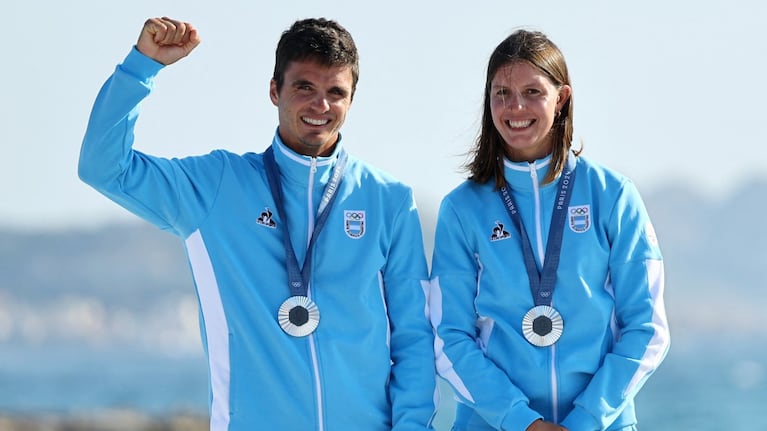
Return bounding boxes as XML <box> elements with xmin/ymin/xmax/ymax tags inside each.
<box><xmin>300</xmin><ymin>136</ymin><xmax>337</xmax><ymax>156</ymax></box>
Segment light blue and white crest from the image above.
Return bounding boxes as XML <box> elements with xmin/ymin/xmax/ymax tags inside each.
<box><xmin>569</xmin><ymin>205</ymin><xmax>591</xmax><ymax>233</ymax></box>
<box><xmin>344</xmin><ymin>210</ymin><xmax>366</xmax><ymax>239</ymax></box>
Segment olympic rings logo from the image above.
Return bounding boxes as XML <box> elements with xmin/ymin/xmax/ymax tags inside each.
<box><xmin>346</xmin><ymin>212</ymin><xmax>364</xmax><ymax>220</ymax></box>
<box><xmin>570</xmin><ymin>207</ymin><xmax>589</xmax><ymax>215</ymax></box>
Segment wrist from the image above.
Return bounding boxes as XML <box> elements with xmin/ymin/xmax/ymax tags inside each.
<box><xmin>525</xmin><ymin>419</ymin><xmax>542</xmax><ymax>431</ymax></box>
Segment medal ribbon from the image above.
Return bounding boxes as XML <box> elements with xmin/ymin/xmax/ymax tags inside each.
<box><xmin>497</xmin><ymin>152</ymin><xmax>577</xmax><ymax>306</ymax></box>
<box><xmin>264</xmin><ymin>145</ymin><xmax>348</xmax><ymax>297</ymax></box>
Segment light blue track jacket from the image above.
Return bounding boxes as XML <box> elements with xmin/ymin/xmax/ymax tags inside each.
<box><xmin>430</xmin><ymin>154</ymin><xmax>670</xmax><ymax>431</ymax></box>
<box><xmin>78</xmin><ymin>48</ymin><xmax>437</xmax><ymax>431</ymax></box>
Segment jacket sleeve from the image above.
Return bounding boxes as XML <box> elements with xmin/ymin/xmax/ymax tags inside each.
<box><xmin>384</xmin><ymin>188</ymin><xmax>438</xmax><ymax>430</ymax></box>
<box><xmin>430</xmin><ymin>197</ymin><xmax>542</xmax><ymax>431</ymax></box>
<box><xmin>78</xmin><ymin>47</ymin><xmax>224</xmax><ymax>237</ymax></box>
<box><xmin>561</xmin><ymin>180</ymin><xmax>670</xmax><ymax>431</ymax></box>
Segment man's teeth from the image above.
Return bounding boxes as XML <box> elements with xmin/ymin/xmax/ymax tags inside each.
<box><xmin>509</xmin><ymin>120</ymin><xmax>533</xmax><ymax>128</ymax></box>
<box><xmin>303</xmin><ymin>117</ymin><xmax>329</xmax><ymax>126</ymax></box>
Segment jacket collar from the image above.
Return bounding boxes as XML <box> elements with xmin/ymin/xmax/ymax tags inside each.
<box><xmin>270</xmin><ymin>130</ymin><xmax>343</xmax><ymax>186</ymax></box>
<box><xmin>502</xmin><ymin>154</ymin><xmax>553</xmax><ymax>192</ymax></box>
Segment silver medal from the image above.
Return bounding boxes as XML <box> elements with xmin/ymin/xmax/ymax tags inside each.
<box><xmin>522</xmin><ymin>305</ymin><xmax>564</xmax><ymax>347</ymax></box>
<box><xmin>278</xmin><ymin>296</ymin><xmax>320</xmax><ymax>337</ymax></box>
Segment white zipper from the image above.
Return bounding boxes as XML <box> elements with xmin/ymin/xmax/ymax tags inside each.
<box><xmin>530</xmin><ymin>162</ymin><xmax>559</xmax><ymax>421</ymax></box>
<box><xmin>307</xmin><ymin>158</ymin><xmax>318</xmax><ymax>245</ymax></box>
<box><xmin>530</xmin><ymin>165</ymin><xmax>545</xmax><ymax>267</ymax></box>
<box><xmin>306</xmin><ymin>157</ymin><xmax>324</xmax><ymax>431</ymax></box>
<box><xmin>309</xmin><ymin>333</ymin><xmax>323</xmax><ymax>431</ymax></box>
<box><xmin>550</xmin><ymin>343</ymin><xmax>559</xmax><ymax>422</ymax></box>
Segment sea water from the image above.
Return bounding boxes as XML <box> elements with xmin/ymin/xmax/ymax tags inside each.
<box><xmin>1</xmin><ymin>333</ymin><xmax>764</xmax><ymax>430</ymax></box>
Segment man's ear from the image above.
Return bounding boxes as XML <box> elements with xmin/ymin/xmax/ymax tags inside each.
<box><xmin>269</xmin><ymin>79</ymin><xmax>279</xmax><ymax>106</ymax></box>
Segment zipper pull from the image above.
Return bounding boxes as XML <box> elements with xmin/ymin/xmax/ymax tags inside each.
<box><xmin>529</xmin><ymin>162</ymin><xmax>538</xmax><ymax>183</ymax></box>
<box><xmin>310</xmin><ymin>157</ymin><xmax>318</xmax><ymax>174</ymax></box>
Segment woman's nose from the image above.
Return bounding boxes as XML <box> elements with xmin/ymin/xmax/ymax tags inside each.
<box><xmin>507</xmin><ymin>91</ymin><xmax>525</xmax><ymax>110</ymax></box>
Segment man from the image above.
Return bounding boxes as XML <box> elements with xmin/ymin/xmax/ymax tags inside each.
<box><xmin>79</xmin><ymin>16</ymin><xmax>437</xmax><ymax>430</ymax></box>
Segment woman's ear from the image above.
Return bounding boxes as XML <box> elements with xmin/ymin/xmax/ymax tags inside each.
<box><xmin>556</xmin><ymin>85</ymin><xmax>572</xmax><ymax>111</ymax></box>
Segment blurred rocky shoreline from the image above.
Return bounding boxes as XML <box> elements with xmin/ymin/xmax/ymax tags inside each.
<box><xmin>0</xmin><ymin>411</ymin><xmax>208</xmax><ymax>431</ymax></box>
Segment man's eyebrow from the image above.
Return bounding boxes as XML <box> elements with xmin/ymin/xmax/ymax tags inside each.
<box><xmin>290</xmin><ymin>79</ymin><xmax>314</xmax><ymax>87</ymax></box>
<box><xmin>330</xmin><ymin>85</ymin><xmax>350</xmax><ymax>95</ymax></box>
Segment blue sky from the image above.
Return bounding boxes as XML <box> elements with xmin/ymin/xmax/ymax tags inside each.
<box><xmin>3</xmin><ymin>0</ymin><xmax>765</xmax><ymax>229</ymax></box>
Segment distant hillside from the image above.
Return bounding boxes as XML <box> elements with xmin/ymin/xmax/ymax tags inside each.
<box><xmin>641</xmin><ymin>177</ymin><xmax>766</xmax><ymax>336</ymax></box>
<box><xmin>644</xmin><ymin>177</ymin><xmax>765</xmax><ymax>293</ymax></box>
<box><xmin>0</xmin><ymin>222</ymin><xmax>198</xmax><ymax>350</ymax></box>
<box><xmin>0</xmin><ymin>223</ymin><xmax>191</xmax><ymax>305</ymax></box>
<box><xmin>0</xmin><ymin>178</ymin><xmax>764</xmax><ymax>348</ymax></box>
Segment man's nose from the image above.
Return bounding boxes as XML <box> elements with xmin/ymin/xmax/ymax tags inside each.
<box><xmin>311</xmin><ymin>93</ymin><xmax>330</xmax><ymax>111</ymax></box>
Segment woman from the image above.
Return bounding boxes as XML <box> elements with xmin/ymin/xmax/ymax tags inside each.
<box><xmin>430</xmin><ymin>29</ymin><xmax>670</xmax><ymax>431</ymax></box>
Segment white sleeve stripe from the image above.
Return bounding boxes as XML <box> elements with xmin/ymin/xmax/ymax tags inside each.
<box><xmin>421</xmin><ymin>280</ymin><xmax>431</xmax><ymax>319</ymax></box>
<box><xmin>625</xmin><ymin>259</ymin><xmax>670</xmax><ymax>396</ymax></box>
<box><xmin>430</xmin><ymin>277</ymin><xmax>475</xmax><ymax>403</ymax></box>
<box><xmin>186</xmin><ymin>230</ymin><xmax>231</xmax><ymax>431</ymax></box>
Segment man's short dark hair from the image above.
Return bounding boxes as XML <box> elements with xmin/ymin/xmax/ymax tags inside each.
<box><xmin>272</xmin><ymin>18</ymin><xmax>359</xmax><ymax>98</ymax></box>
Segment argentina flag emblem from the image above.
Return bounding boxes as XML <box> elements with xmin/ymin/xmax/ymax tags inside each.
<box><xmin>568</xmin><ymin>205</ymin><xmax>591</xmax><ymax>233</ymax></box>
<box><xmin>344</xmin><ymin>210</ymin><xmax>366</xmax><ymax>239</ymax></box>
